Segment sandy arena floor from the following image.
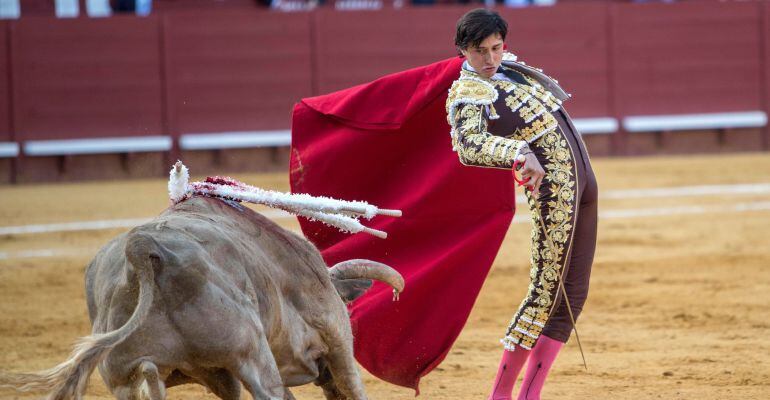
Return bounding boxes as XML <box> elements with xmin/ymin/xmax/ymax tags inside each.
<box><xmin>1</xmin><ymin>153</ymin><xmax>769</xmax><ymax>399</ymax></box>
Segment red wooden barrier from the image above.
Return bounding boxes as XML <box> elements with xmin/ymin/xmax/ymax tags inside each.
<box><xmin>154</xmin><ymin>0</ymin><xmax>259</xmax><ymax>12</ymax></box>
<box><xmin>312</xmin><ymin>7</ymin><xmax>463</xmax><ymax>94</ymax></box>
<box><xmin>164</xmin><ymin>9</ymin><xmax>313</xmax><ymax>134</ymax></box>
<box><xmin>0</xmin><ymin>1</ymin><xmax>768</xmax><ymax>182</ymax></box>
<box><xmin>313</xmin><ymin>5</ymin><xmax>610</xmax><ymax>118</ymax></box>
<box><xmin>12</xmin><ymin>16</ymin><xmax>164</xmax><ymax>141</ymax></box>
<box><xmin>499</xmin><ymin>3</ymin><xmax>610</xmax><ymax>118</ymax></box>
<box><xmin>761</xmin><ymin>2</ymin><xmax>770</xmax><ymax>150</ymax></box>
<box><xmin>19</xmin><ymin>0</ymin><xmax>55</xmax><ymax>16</ymax></box>
<box><xmin>1</xmin><ymin>21</ymin><xmax>11</xmax><ymax>142</ymax></box>
<box><xmin>612</xmin><ymin>1</ymin><xmax>764</xmax><ymax>116</ymax></box>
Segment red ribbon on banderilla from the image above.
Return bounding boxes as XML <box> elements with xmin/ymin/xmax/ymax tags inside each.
<box><xmin>513</xmin><ymin>154</ymin><xmax>588</xmax><ymax>370</ymax></box>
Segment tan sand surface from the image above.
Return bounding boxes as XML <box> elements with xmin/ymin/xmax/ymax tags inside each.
<box><xmin>1</xmin><ymin>153</ymin><xmax>769</xmax><ymax>399</ymax></box>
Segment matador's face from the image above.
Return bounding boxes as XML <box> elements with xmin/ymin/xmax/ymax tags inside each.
<box><xmin>461</xmin><ymin>33</ymin><xmax>505</xmax><ymax>79</ymax></box>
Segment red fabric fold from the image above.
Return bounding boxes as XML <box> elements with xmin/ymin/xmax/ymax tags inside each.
<box><xmin>301</xmin><ymin>57</ymin><xmax>467</xmax><ymax>130</ymax></box>
<box><xmin>290</xmin><ymin>56</ymin><xmax>516</xmax><ymax>391</ymax></box>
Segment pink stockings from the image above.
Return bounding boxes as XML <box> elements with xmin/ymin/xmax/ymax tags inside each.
<box><xmin>487</xmin><ymin>336</ymin><xmax>564</xmax><ymax>400</ymax></box>
<box><xmin>488</xmin><ymin>348</ymin><xmax>530</xmax><ymax>400</ymax></box>
<box><xmin>516</xmin><ymin>335</ymin><xmax>564</xmax><ymax>400</ymax></box>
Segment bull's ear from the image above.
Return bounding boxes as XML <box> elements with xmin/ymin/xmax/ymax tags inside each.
<box><xmin>332</xmin><ymin>278</ymin><xmax>373</xmax><ymax>304</ymax></box>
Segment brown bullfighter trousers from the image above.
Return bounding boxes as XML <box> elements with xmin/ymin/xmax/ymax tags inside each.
<box><xmin>501</xmin><ymin>110</ymin><xmax>598</xmax><ymax>350</ymax></box>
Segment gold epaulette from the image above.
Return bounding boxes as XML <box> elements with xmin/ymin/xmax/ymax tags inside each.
<box><xmin>445</xmin><ymin>72</ymin><xmax>499</xmax><ymax>126</ymax></box>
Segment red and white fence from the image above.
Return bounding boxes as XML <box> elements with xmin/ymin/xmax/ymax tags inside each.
<box><xmin>0</xmin><ymin>2</ymin><xmax>769</xmax><ymax>181</ymax></box>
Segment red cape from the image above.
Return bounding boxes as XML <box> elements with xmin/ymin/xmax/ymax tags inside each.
<box><xmin>290</xmin><ymin>57</ymin><xmax>516</xmax><ymax>392</ymax></box>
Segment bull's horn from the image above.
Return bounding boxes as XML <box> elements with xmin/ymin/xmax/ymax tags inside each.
<box><xmin>328</xmin><ymin>259</ymin><xmax>405</xmax><ymax>300</ymax></box>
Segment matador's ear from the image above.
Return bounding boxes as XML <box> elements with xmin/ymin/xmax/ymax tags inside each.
<box><xmin>503</xmin><ymin>43</ymin><xmax>508</xmax><ymax>51</ymax></box>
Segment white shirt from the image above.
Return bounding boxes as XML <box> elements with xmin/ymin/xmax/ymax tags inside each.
<box><xmin>462</xmin><ymin>60</ymin><xmax>514</xmax><ymax>83</ymax></box>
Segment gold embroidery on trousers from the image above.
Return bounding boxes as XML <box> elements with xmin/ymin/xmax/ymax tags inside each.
<box><xmin>501</xmin><ymin>129</ymin><xmax>576</xmax><ymax>351</ymax></box>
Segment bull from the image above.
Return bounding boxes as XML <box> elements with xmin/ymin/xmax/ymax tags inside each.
<box><xmin>0</xmin><ymin>195</ymin><xmax>404</xmax><ymax>400</ymax></box>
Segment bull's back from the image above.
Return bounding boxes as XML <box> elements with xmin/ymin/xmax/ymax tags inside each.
<box><xmin>84</xmin><ymin>196</ymin><xmax>342</xmax><ymax>387</ymax></box>
<box><xmin>87</xmin><ymin>196</ymin><xmax>335</xmax><ymax>331</ymax></box>
<box><xmin>162</xmin><ymin>196</ymin><xmax>332</xmax><ymax>288</ymax></box>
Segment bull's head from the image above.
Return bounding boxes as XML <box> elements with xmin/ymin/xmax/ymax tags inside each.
<box><xmin>327</xmin><ymin>259</ymin><xmax>405</xmax><ymax>304</ymax></box>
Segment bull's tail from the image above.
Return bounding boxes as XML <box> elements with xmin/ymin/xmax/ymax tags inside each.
<box><xmin>0</xmin><ymin>231</ymin><xmax>160</xmax><ymax>400</ymax></box>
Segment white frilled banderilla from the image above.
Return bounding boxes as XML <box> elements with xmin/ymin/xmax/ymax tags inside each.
<box><xmin>168</xmin><ymin>161</ymin><xmax>403</xmax><ymax>240</ymax></box>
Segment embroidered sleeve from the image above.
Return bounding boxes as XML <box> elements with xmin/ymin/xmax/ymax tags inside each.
<box><xmin>451</xmin><ymin>103</ymin><xmax>528</xmax><ymax>169</ymax></box>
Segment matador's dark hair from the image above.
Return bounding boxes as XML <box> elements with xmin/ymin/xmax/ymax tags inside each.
<box><xmin>454</xmin><ymin>8</ymin><xmax>508</xmax><ymax>56</ymax></box>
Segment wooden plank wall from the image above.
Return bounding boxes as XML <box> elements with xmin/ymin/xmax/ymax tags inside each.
<box><xmin>1</xmin><ymin>2</ymin><xmax>768</xmax><ymax>182</ymax></box>
<box><xmin>164</xmin><ymin>9</ymin><xmax>313</xmax><ymax>134</ymax></box>
<box><xmin>12</xmin><ymin>16</ymin><xmax>163</xmax><ymax>141</ymax></box>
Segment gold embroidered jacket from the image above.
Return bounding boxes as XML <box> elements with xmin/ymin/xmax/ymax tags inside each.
<box><xmin>445</xmin><ymin>52</ymin><xmax>571</xmax><ymax>169</ymax></box>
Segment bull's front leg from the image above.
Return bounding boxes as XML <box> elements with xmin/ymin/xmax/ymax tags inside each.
<box><xmin>283</xmin><ymin>387</ymin><xmax>299</xmax><ymax>400</ymax></box>
<box><xmin>314</xmin><ymin>363</ymin><xmax>346</xmax><ymax>400</ymax></box>
<box><xmin>234</xmin><ymin>323</ymin><xmax>286</xmax><ymax>400</ymax></box>
<box><xmin>321</xmin><ymin>329</ymin><xmax>367</xmax><ymax>400</ymax></box>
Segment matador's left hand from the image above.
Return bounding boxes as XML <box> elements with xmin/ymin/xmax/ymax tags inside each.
<box><xmin>515</xmin><ymin>152</ymin><xmax>545</xmax><ymax>198</ymax></box>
